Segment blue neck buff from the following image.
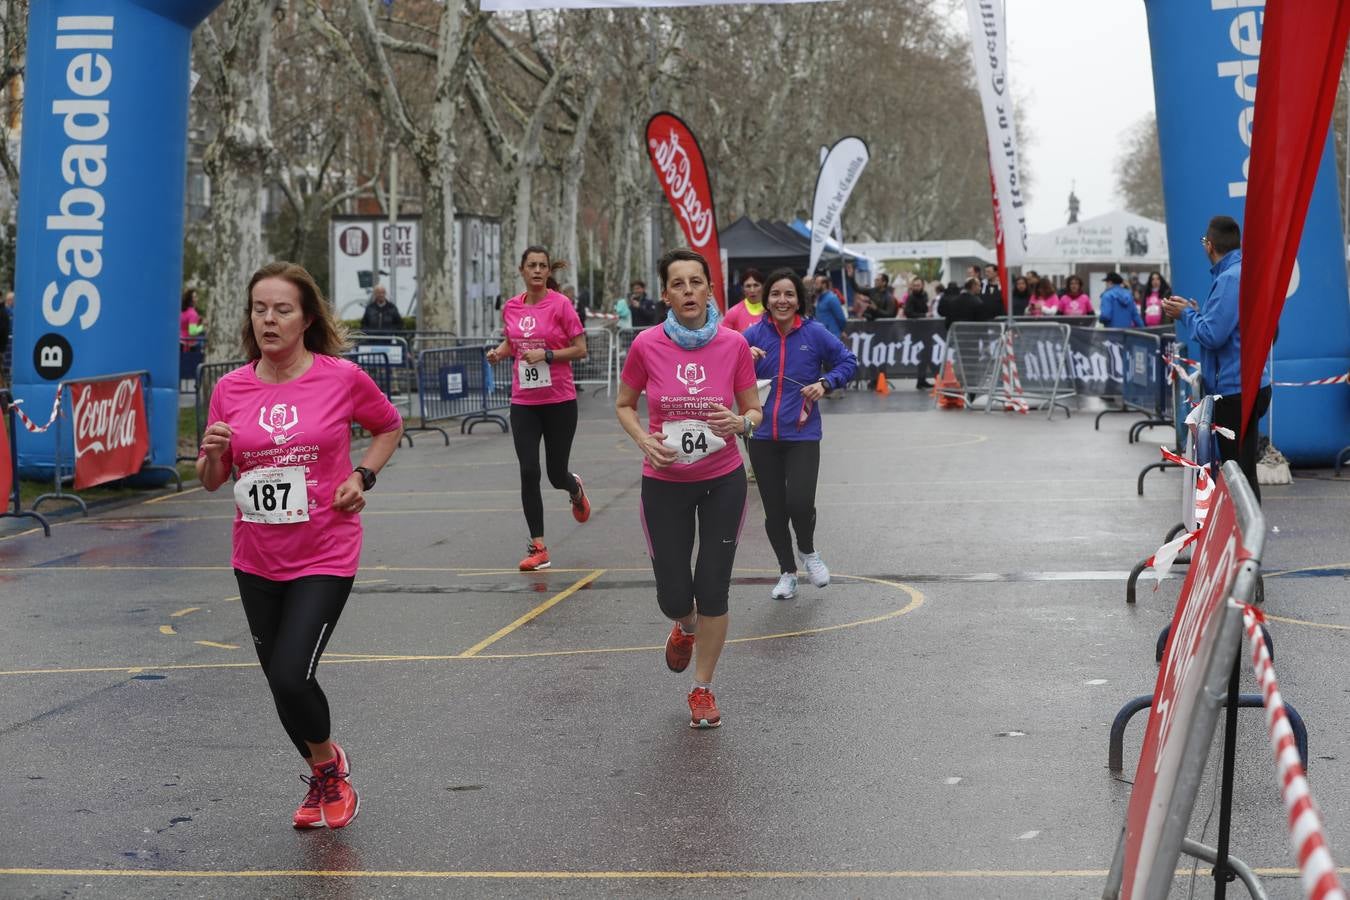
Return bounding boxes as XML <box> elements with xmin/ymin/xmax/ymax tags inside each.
<box><xmin>662</xmin><ymin>302</ymin><xmax>721</xmax><ymax>350</ymax></box>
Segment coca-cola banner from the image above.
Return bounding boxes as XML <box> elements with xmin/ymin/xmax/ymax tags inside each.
<box><xmin>645</xmin><ymin>113</ymin><xmax>726</xmax><ymax>309</ymax></box>
<box><xmin>0</xmin><ymin>402</ymin><xmax>12</xmax><ymax>504</ymax></box>
<box><xmin>71</xmin><ymin>375</ymin><xmax>150</xmax><ymax>490</ymax></box>
<box><xmin>841</xmin><ymin>318</ymin><xmax>1131</xmax><ymax>397</ymax></box>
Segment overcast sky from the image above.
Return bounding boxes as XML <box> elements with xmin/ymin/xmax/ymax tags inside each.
<box><xmin>999</xmin><ymin>0</ymin><xmax>1158</xmax><ymax>234</ymax></box>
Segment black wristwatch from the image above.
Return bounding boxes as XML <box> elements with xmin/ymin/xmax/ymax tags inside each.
<box><xmin>545</xmin><ymin>349</ymin><xmax>555</xmax><ymax>363</ymax></box>
<box><xmin>353</xmin><ymin>466</ymin><xmax>376</xmax><ymax>491</ymax></box>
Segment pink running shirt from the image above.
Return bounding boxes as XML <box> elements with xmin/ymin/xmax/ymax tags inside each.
<box><xmin>1061</xmin><ymin>294</ymin><xmax>1093</xmax><ymax>316</ymax></box>
<box><xmin>203</xmin><ymin>354</ymin><xmax>402</xmax><ymax>581</ymax></box>
<box><xmin>721</xmin><ymin>301</ymin><xmax>764</xmax><ymax>333</ymax></box>
<box><xmin>620</xmin><ymin>325</ymin><xmax>756</xmax><ymax>483</ymax></box>
<box><xmin>502</xmin><ymin>290</ymin><xmax>585</xmax><ymax>405</ymax></box>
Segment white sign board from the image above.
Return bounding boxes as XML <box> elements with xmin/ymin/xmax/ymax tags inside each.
<box><xmin>329</xmin><ymin>217</ymin><xmax>421</xmax><ymax>322</ymax></box>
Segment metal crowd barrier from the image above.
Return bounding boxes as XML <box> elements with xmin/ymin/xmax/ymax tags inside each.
<box><xmin>414</xmin><ymin>345</ymin><xmax>508</xmax><ymax>435</ymax></box>
<box><xmin>192</xmin><ymin>357</ymin><xmax>248</xmax><ymax>454</ymax></box>
<box><xmin>342</xmin><ymin>351</ymin><xmax>417</xmax><ymax>448</ymax></box>
<box><xmin>937</xmin><ymin>322</ymin><xmax>1005</xmax><ymax>408</ymax></box>
<box><xmin>350</xmin><ymin>334</ymin><xmax>415</xmax><ymax>395</ymax></box>
<box><xmin>614</xmin><ymin>326</ymin><xmax>653</xmax><ymax>378</ymax></box>
<box><xmin>1120</xmin><ymin>330</ymin><xmax>1170</xmax><ymax>443</ymax></box>
<box><xmin>0</xmin><ymin>388</ymin><xmax>50</xmax><ymax>536</ymax></box>
<box><xmin>1004</xmin><ymin>322</ymin><xmax>1076</xmax><ymax>419</ymax></box>
<box><xmin>179</xmin><ymin>336</ymin><xmax>205</xmax><ymax>393</ymax></box>
<box><xmin>573</xmin><ymin>328</ymin><xmax>613</xmax><ymax>396</ymax></box>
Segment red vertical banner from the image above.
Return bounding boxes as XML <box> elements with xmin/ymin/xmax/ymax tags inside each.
<box><xmin>645</xmin><ymin>113</ymin><xmax>726</xmax><ymax>311</ymax></box>
<box><xmin>71</xmin><ymin>375</ymin><xmax>150</xmax><ymax>490</ymax></box>
<box><xmin>988</xmin><ymin>163</ymin><xmax>1009</xmax><ymax>305</ymax></box>
<box><xmin>1237</xmin><ymin>0</ymin><xmax>1350</xmax><ymax>435</ymax></box>
<box><xmin>0</xmin><ymin>402</ymin><xmax>12</xmax><ymax>505</ymax></box>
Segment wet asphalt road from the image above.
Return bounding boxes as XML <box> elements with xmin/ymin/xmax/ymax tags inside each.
<box><xmin>2</xmin><ymin>387</ymin><xmax>1349</xmax><ymax>899</ymax></box>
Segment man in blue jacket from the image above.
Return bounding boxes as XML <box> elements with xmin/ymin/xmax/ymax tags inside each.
<box><xmin>1098</xmin><ymin>272</ymin><xmax>1144</xmax><ymax>328</ymax></box>
<box><xmin>812</xmin><ymin>274</ymin><xmax>847</xmax><ymax>339</ymax></box>
<box><xmin>1162</xmin><ymin>215</ymin><xmax>1271</xmax><ymax>501</ymax></box>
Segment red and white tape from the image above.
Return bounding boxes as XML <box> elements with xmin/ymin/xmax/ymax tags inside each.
<box><xmin>1242</xmin><ymin>606</ymin><xmax>1348</xmax><ymax>900</ymax></box>
<box><xmin>1273</xmin><ymin>372</ymin><xmax>1350</xmax><ymax>387</ymax></box>
<box><xmin>999</xmin><ymin>334</ymin><xmax>1029</xmax><ymax>414</ymax></box>
<box><xmin>6</xmin><ymin>390</ymin><xmax>63</xmax><ymax>434</ymax></box>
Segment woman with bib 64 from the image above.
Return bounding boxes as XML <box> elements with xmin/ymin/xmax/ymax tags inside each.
<box><xmin>198</xmin><ymin>262</ymin><xmax>403</xmax><ymax>830</ymax></box>
<box><xmin>616</xmin><ymin>249</ymin><xmax>762</xmax><ymax>729</ymax></box>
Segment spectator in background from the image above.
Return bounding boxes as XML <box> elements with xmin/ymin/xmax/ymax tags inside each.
<box><xmin>613</xmin><ymin>292</ymin><xmax>633</xmax><ymax>328</ymax></box>
<box><xmin>1098</xmin><ymin>272</ymin><xmax>1144</xmax><ymax>328</ymax></box>
<box><xmin>723</xmin><ymin>269</ymin><xmax>766</xmax><ymax>332</ymax></box>
<box><xmin>1025</xmin><ymin>270</ymin><xmax>1042</xmax><ymax>297</ymax></box>
<box><xmin>1059</xmin><ymin>276</ymin><xmax>1093</xmax><ymax>316</ymax></box>
<box><xmin>812</xmin><ymin>275</ymin><xmax>847</xmax><ymax>340</ymax></box>
<box><xmin>1142</xmin><ymin>271</ymin><xmax>1171</xmax><ymax>327</ymax></box>
<box><xmin>980</xmin><ymin>264</ymin><xmax>1003</xmax><ymax>316</ymax></box>
<box><xmin>0</xmin><ymin>290</ymin><xmax>12</xmax><ymax>354</ymax></box>
<box><xmin>859</xmin><ymin>273</ymin><xmax>898</xmax><ymax>320</ymax></box>
<box><xmin>949</xmin><ymin>278</ymin><xmax>986</xmax><ymax>325</ymax></box>
<box><xmin>1010</xmin><ymin>276</ymin><xmax>1031</xmax><ymax>316</ymax></box>
<box><xmin>627</xmin><ymin>280</ymin><xmax>658</xmax><ymax>327</ymax></box>
<box><xmin>904</xmin><ymin>278</ymin><xmax>936</xmax><ymax>389</ymax></box>
<box><xmin>1028</xmin><ymin>277</ymin><xmax>1060</xmax><ymax>317</ymax></box>
<box><xmin>180</xmin><ymin>287</ymin><xmax>206</xmax><ymax>351</ymax></box>
<box><xmin>360</xmin><ymin>284</ymin><xmax>403</xmax><ymax>332</ymax></box>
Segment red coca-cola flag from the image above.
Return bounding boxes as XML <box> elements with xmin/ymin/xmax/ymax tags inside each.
<box><xmin>1237</xmin><ymin>0</ymin><xmax>1350</xmax><ymax>435</ymax></box>
<box><xmin>645</xmin><ymin>113</ymin><xmax>726</xmax><ymax>310</ymax></box>
<box><xmin>0</xmin><ymin>402</ymin><xmax>12</xmax><ymax>505</ymax></box>
<box><xmin>71</xmin><ymin>374</ymin><xmax>150</xmax><ymax>489</ymax></box>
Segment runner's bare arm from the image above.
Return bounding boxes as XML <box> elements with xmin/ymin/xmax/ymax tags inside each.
<box><xmin>616</xmin><ymin>382</ymin><xmax>676</xmax><ymax>469</ymax></box>
<box><xmin>486</xmin><ymin>340</ymin><xmax>511</xmax><ymax>363</ymax></box>
<box><xmin>196</xmin><ymin>421</ymin><xmax>233</xmax><ymax>491</ymax></box>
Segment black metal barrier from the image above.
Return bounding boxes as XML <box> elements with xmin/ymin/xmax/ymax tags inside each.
<box><xmin>0</xmin><ymin>388</ymin><xmax>50</xmax><ymax>536</ymax></box>
<box><xmin>1135</xmin><ymin>339</ymin><xmax>1192</xmax><ymax>495</ymax></box>
<box><xmin>414</xmin><ymin>346</ymin><xmax>508</xmax><ymax>435</ymax></box>
<box><xmin>341</xmin><ymin>351</ymin><xmax>418</xmax><ymax>448</ymax></box>
<box><xmin>190</xmin><ymin>357</ymin><xmax>248</xmax><ymax>461</ymax></box>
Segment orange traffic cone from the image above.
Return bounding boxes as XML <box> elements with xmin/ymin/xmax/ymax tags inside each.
<box><xmin>935</xmin><ymin>362</ymin><xmax>964</xmax><ymax>409</ymax></box>
<box><xmin>875</xmin><ymin>372</ymin><xmax>891</xmax><ymax>396</ymax></box>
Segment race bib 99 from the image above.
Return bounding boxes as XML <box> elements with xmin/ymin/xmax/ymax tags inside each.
<box><xmin>662</xmin><ymin>419</ymin><xmax>726</xmax><ymax>465</ymax></box>
<box><xmin>518</xmin><ymin>359</ymin><xmax>553</xmax><ymax>389</ymax></box>
<box><xmin>234</xmin><ymin>466</ymin><xmax>310</xmax><ymax>524</ymax></box>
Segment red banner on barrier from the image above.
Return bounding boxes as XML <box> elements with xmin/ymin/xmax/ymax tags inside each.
<box><xmin>645</xmin><ymin>112</ymin><xmax>726</xmax><ymax>310</ymax></box>
<box><xmin>1121</xmin><ymin>473</ymin><xmax>1240</xmax><ymax>897</ymax></box>
<box><xmin>71</xmin><ymin>375</ymin><xmax>149</xmax><ymax>490</ymax></box>
<box><xmin>0</xmin><ymin>404</ymin><xmax>12</xmax><ymax>504</ymax></box>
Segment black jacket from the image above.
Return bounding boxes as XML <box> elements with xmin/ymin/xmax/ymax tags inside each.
<box><xmin>903</xmin><ymin>290</ymin><xmax>929</xmax><ymax>319</ymax></box>
<box><xmin>940</xmin><ymin>290</ymin><xmax>983</xmax><ymax>332</ymax></box>
<box><xmin>361</xmin><ymin>300</ymin><xmax>403</xmax><ymax>332</ymax></box>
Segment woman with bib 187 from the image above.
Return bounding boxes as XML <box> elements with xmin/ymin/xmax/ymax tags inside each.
<box><xmin>616</xmin><ymin>248</ymin><xmax>762</xmax><ymax>729</ymax></box>
<box><xmin>197</xmin><ymin>262</ymin><xmax>403</xmax><ymax>829</ymax></box>
<box><xmin>487</xmin><ymin>246</ymin><xmax>592</xmax><ymax>571</ymax></box>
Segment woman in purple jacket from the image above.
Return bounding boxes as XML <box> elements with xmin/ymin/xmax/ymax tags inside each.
<box><xmin>744</xmin><ymin>269</ymin><xmax>858</xmax><ymax>601</ymax></box>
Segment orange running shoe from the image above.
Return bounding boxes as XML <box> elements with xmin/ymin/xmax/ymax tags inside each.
<box><xmin>664</xmin><ymin>623</ymin><xmax>695</xmax><ymax>673</ymax></box>
<box><xmin>569</xmin><ymin>473</ymin><xmax>591</xmax><ymax>523</ymax></box>
<box><xmin>688</xmin><ymin>686</ymin><xmax>722</xmax><ymax>729</ymax></box>
<box><xmin>292</xmin><ymin>774</ymin><xmax>324</xmax><ymax>829</ymax></box>
<box><xmin>519</xmin><ymin>540</ymin><xmax>550</xmax><ymax>571</ymax></box>
<box><xmin>313</xmin><ymin>743</ymin><xmax>359</xmax><ymax>829</ymax></box>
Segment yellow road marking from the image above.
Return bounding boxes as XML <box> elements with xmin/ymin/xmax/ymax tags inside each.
<box><xmin>0</xmin><ymin>575</ymin><xmax>923</xmax><ymax>676</ymax></box>
<box><xmin>0</xmin><ymin>866</ymin><xmax>1326</xmax><ymax>880</ymax></box>
<box><xmin>459</xmin><ymin>569</ymin><xmax>605</xmax><ymax>658</ymax></box>
<box><xmin>158</xmin><ymin>625</ymin><xmax>176</xmax><ymax>635</ymax></box>
<box><xmin>143</xmin><ymin>485</ymin><xmax>204</xmax><ymax>505</ymax></box>
<box><xmin>170</xmin><ymin>607</ymin><xmax>201</xmax><ymax>618</ymax></box>
<box><xmin>193</xmin><ymin>640</ymin><xmax>239</xmax><ymax>650</ymax></box>
<box><xmin>1263</xmin><ymin>613</ymin><xmax>1350</xmax><ymax>632</ymax></box>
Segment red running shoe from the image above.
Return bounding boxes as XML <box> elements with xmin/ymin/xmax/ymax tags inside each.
<box><xmin>313</xmin><ymin>743</ymin><xmax>359</xmax><ymax>829</ymax></box>
<box><xmin>688</xmin><ymin>687</ymin><xmax>722</xmax><ymax>729</ymax></box>
<box><xmin>664</xmin><ymin>623</ymin><xmax>695</xmax><ymax>673</ymax></box>
<box><xmin>570</xmin><ymin>474</ymin><xmax>591</xmax><ymax>523</ymax></box>
<box><xmin>519</xmin><ymin>540</ymin><xmax>550</xmax><ymax>571</ymax></box>
<box><xmin>292</xmin><ymin>774</ymin><xmax>324</xmax><ymax>829</ymax></box>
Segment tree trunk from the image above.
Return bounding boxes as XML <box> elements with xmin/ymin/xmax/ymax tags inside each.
<box><xmin>557</xmin><ymin>80</ymin><xmax>602</xmax><ymax>280</ymax></box>
<box><xmin>200</xmin><ymin>0</ymin><xmax>278</xmax><ymax>364</ymax></box>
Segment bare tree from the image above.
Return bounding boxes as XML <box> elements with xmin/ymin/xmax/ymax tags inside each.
<box><xmin>0</xmin><ymin>0</ymin><xmax>27</xmax><ymax>200</ymax></box>
<box><xmin>196</xmin><ymin>0</ymin><xmax>282</xmax><ymax>363</ymax></box>
<box><xmin>1115</xmin><ymin>113</ymin><xmax>1166</xmax><ymax>222</ymax></box>
<box><xmin>307</xmin><ymin>0</ymin><xmax>486</xmax><ymax>334</ymax></box>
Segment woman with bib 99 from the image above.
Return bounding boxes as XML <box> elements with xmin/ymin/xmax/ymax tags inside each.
<box><xmin>744</xmin><ymin>269</ymin><xmax>857</xmax><ymax>601</ymax></box>
<box><xmin>487</xmin><ymin>246</ymin><xmax>591</xmax><ymax>571</ymax></box>
<box><xmin>616</xmin><ymin>248</ymin><xmax>762</xmax><ymax>729</ymax></box>
<box><xmin>197</xmin><ymin>262</ymin><xmax>403</xmax><ymax>830</ymax></box>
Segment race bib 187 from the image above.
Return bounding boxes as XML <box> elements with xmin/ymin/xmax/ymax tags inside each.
<box><xmin>662</xmin><ymin>419</ymin><xmax>727</xmax><ymax>465</ymax></box>
<box><xmin>234</xmin><ymin>466</ymin><xmax>311</xmax><ymax>524</ymax></box>
<box><xmin>518</xmin><ymin>359</ymin><xmax>553</xmax><ymax>389</ymax></box>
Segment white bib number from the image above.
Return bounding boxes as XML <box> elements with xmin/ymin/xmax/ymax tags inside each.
<box><xmin>663</xmin><ymin>419</ymin><xmax>726</xmax><ymax>465</ymax></box>
<box><xmin>518</xmin><ymin>359</ymin><xmax>553</xmax><ymax>388</ymax></box>
<box><xmin>234</xmin><ymin>466</ymin><xmax>310</xmax><ymax>524</ymax></box>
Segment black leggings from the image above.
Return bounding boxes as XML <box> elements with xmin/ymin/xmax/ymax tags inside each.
<box><xmin>510</xmin><ymin>400</ymin><xmax>580</xmax><ymax>538</ymax></box>
<box><xmin>236</xmin><ymin>570</ymin><xmax>354</xmax><ymax>759</ymax></box>
<box><xmin>1212</xmin><ymin>385</ymin><xmax>1272</xmax><ymax>504</ymax></box>
<box><xmin>640</xmin><ymin>468</ymin><xmax>747</xmax><ymax>619</ymax></box>
<box><xmin>747</xmin><ymin>440</ymin><xmax>821</xmax><ymax>573</ymax></box>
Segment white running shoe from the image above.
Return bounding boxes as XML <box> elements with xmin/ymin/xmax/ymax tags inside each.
<box><xmin>800</xmin><ymin>552</ymin><xmax>830</xmax><ymax>588</ymax></box>
<box><xmin>771</xmin><ymin>573</ymin><xmax>797</xmax><ymax>600</ymax></box>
